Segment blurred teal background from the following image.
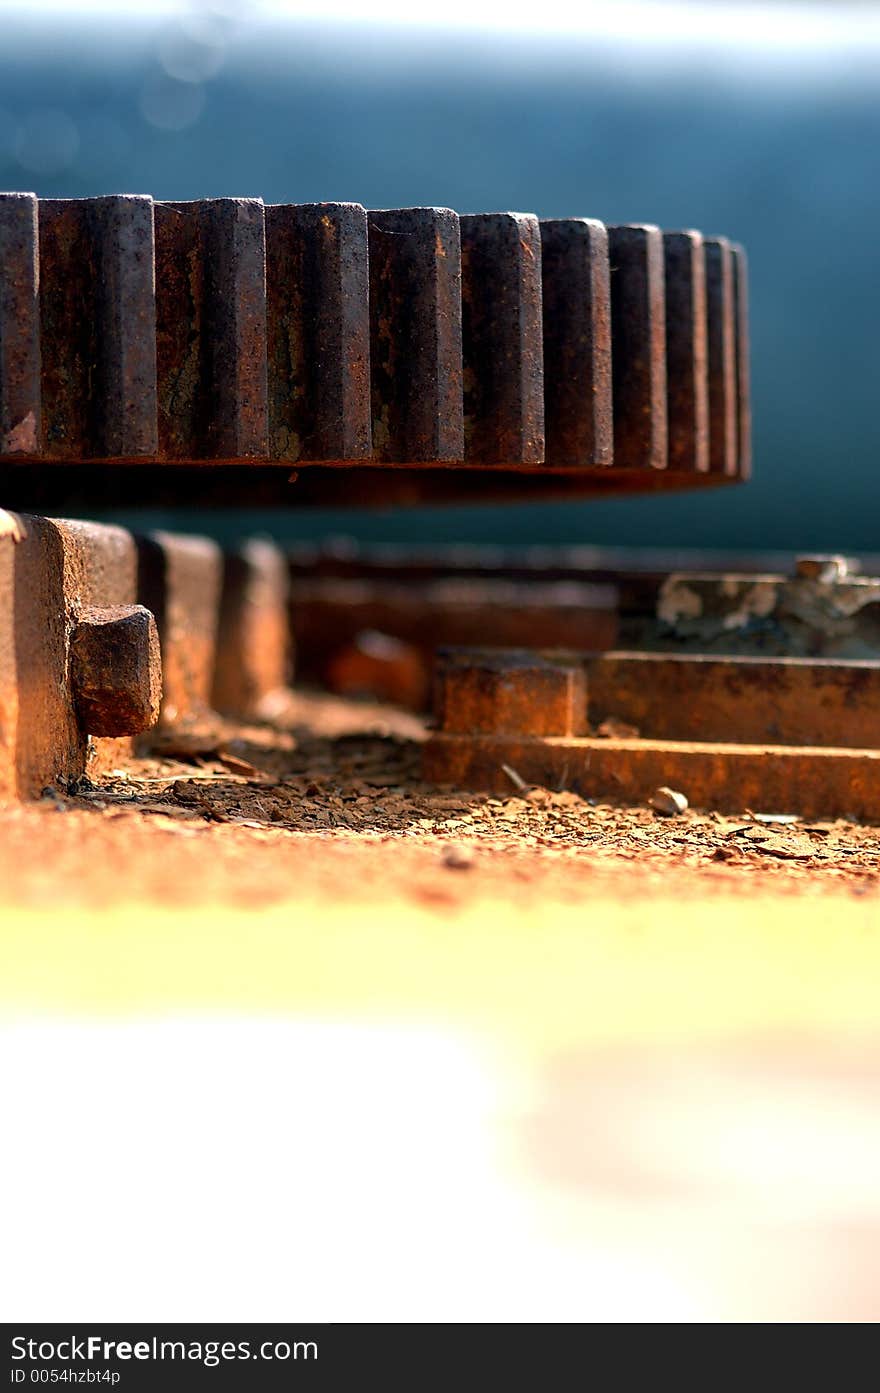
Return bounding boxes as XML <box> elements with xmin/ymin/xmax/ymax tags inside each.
<box><xmin>1</xmin><ymin>2</ymin><xmax>878</xmax><ymax>551</ymax></box>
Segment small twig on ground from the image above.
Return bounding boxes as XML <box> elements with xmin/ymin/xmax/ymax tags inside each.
<box><xmin>501</xmin><ymin>763</ymin><xmax>528</xmax><ymax>792</ymax></box>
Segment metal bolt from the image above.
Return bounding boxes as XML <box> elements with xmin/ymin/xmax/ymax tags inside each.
<box><xmin>433</xmin><ymin>648</ymin><xmax>587</xmax><ymax>738</ymax></box>
<box><xmin>69</xmin><ymin>604</ymin><xmax>161</xmax><ymax>737</ymax></box>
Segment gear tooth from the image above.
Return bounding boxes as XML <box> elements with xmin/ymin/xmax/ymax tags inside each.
<box><xmin>730</xmin><ymin>242</ymin><xmax>752</xmax><ymax>481</ymax></box>
<box><xmin>367</xmin><ymin>206</ymin><xmax>463</xmax><ymax>463</ymax></box>
<box><xmin>37</xmin><ymin>199</ymin><xmax>91</xmax><ymax>459</ymax></box>
<box><xmin>93</xmin><ymin>196</ymin><xmax>157</xmax><ymax>460</ymax></box>
<box><xmin>540</xmin><ymin>216</ymin><xmax>612</xmax><ymax>469</ymax></box>
<box><xmin>459</xmin><ymin>212</ymin><xmax>544</xmax><ymax>466</ymax></box>
<box><xmin>39</xmin><ymin>195</ymin><xmax>157</xmax><ymax>460</ymax></box>
<box><xmin>266</xmin><ymin>202</ymin><xmax>371</xmax><ymax>464</ymax></box>
<box><xmin>0</xmin><ymin>195</ymin><xmax>749</xmax><ymax>503</ymax></box>
<box><xmin>608</xmin><ymin>223</ymin><xmax>668</xmax><ymax>472</ymax></box>
<box><xmin>0</xmin><ymin>192</ymin><xmax>40</xmax><ymax>458</ymax></box>
<box><xmin>155</xmin><ymin>197</ymin><xmax>267</xmax><ymax>461</ymax></box>
<box><xmin>704</xmin><ymin>236</ymin><xmax>738</xmax><ymax>477</ymax></box>
<box><xmin>663</xmin><ymin>229</ymin><xmax>709</xmax><ymax>475</ymax></box>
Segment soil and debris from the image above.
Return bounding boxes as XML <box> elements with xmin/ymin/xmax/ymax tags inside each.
<box><xmin>0</xmin><ymin>691</ymin><xmax>878</xmax><ymax>911</ymax></box>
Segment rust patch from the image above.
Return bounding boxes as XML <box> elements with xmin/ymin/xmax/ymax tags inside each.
<box><xmin>663</xmin><ymin>229</ymin><xmax>709</xmax><ymax>473</ymax></box>
<box><xmin>368</xmin><ymin>206</ymin><xmax>464</xmax><ymax>462</ymax></box>
<box><xmin>155</xmin><ymin>198</ymin><xmax>268</xmax><ymax>460</ymax></box>
<box><xmin>213</xmin><ymin>538</ymin><xmax>291</xmax><ymax>718</ymax></box>
<box><xmin>540</xmin><ymin>217</ymin><xmax>613</xmax><ymax>469</ymax></box>
<box><xmin>433</xmin><ymin>648</ymin><xmax>586</xmax><ymax>738</ymax></box>
<box><xmin>423</xmin><ymin>731</ymin><xmax>880</xmax><ymax>823</ymax></box>
<box><xmin>704</xmin><ymin>236</ymin><xmax>738</xmax><ymax>477</ymax></box>
<box><xmin>608</xmin><ymin>223</ymin><xmax>667</xmax><ymax>471</ymax></box>
<box><xmin>460</xmin><ymin>212</ymin><xmax>544</xmax><ymax>465</ymax></box>
<box><xmin>266</xmin><ymin>202</ymin><xmax>371</xmax><ymax>462</ymax></box>
<box><xmin>70</xmin><ymin>604</ymin><xmax>161</xmax><ymax>737</ymax></box>
<box><xmin>136</xmin><ymin>530</ymin><xmax>222</xmax><ymax>726</ymax></box>
<box><xmin>0</xmin><ymin>193</ymin><xmax>40</xmax><ymax>457</ymax></box>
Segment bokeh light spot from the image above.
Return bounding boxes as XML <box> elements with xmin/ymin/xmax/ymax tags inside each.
<box><xmin>139</xmin><ymin>73</ymin><xmax>206</xmax><ymax>132</ymax></box>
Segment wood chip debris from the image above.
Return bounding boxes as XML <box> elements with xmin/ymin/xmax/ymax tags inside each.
<box><xmin>12</xmin><ymin>708</ymin><xmax>879</xmax><ymax>894</ymax></box>
<box><xmin>748</xmin><ymin>836</ymin><xmax>815</xmax><ymax>861</ymax></box>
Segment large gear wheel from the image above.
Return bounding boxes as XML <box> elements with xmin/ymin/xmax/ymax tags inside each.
<box><xmin>0</xmin><ymin>195</ymin><xmax>749</xmax><ymax>509</ymax></box>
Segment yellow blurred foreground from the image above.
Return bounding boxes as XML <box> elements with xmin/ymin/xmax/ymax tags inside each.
<box><xmin>3</xmin><ymin>887</ymin><xmax>880</xmax><ymax>1322</ymax></box>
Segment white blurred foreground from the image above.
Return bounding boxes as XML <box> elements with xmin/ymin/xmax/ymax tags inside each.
<box><xmin>3</xmin><ymin>1018</ymin><xmax>879</xmax><ymax>1321</ymax></box>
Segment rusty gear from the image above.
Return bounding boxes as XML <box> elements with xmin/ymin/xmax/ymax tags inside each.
<box><xmin>0</xmin><ymin>195</ymin><xmax>749</xmax><ymax>508</ymax></box>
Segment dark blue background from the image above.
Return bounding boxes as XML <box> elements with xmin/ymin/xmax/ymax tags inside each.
<box><xmin>2</xmin><ymin>13</ymin><xmax>877</xmax><ymax>550</ymax></box>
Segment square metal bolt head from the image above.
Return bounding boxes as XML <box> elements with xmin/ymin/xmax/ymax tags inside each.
<box><xmin>69</xmin><ymin>604</ymin><xmax>162</xmax><ymax>737</ymax></box>
<box><xmin>434</xmin><ymin>648</ymin><xmax>587</xmax><ymax>738</ymax></box>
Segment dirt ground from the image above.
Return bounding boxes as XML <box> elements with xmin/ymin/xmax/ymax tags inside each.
<box><xmin>5</xmin><ymin>692</ymin><xmax>880</xmax><ymax>1321</ymax></box>
<box><xmin>1</xmin><ymin>689</ymin><xmax>879</xmax><ymax>911</ymax></box>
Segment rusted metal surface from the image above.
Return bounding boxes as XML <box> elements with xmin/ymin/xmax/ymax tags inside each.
<box><xmin>0</xmin><ymin>193</ymin><xmax>40</xmax><ymax>457</ymax></box>
<box><xmin>2</xmin><ymin>512</ymin><xmax>330</xmax><ymax>798</ymax></box>
<box><xmin>0</xmin><ymin>195</ymin><xmax>748</xmax><ymax>503</ymax></box>
<box><xmin>37</xmin><ymin>199</ymin><xmax>97</xmax><ymax>457</ymax></box>
<box><xmin>0</xmin><ymin>461</ymin><xmax>745</xmax><ymax>512</ymax></box>
<box><xmin>286</xmin><ymin>541</ymin><xmax>780</xmax><ymax>650</ymax></box>
<box><xmin>731</xmin><ymin>242</ymin><xmax>752</xmax><ymax>480</ymax></box>
<box><xmin>585</xmin><ymin>651</ymin><xmax>880</xmax><ymax>748</ymax></box>
<box><xmin>40</xmin><ymin>196</ymin><xmax>157</xmax><ymax>459</ymax></box>
<box><xmin>368</xmin><ymin>206</ymin><xmax>463</xmax><ymax>463</ymax></box>
<box><xmin>155</xmin><ymin>198</ymin><xmax>268</xmax><ymax>460</ymax></box>
<box><xmin>286</xmin><ymin>550</ymin><xmax>873</xmax><ymax>657</ymax></box>
<box><xmin>704</xmin><ymin>236</ymin><xmax>738</xmax><ymax>477</ymax></box>
<box><xmin>433</xmin><ymin>649</ymin><xmax>586</xmax><ymax>738</ymax></box>
<box><xmin>135</xmin><ymin>530</ymin><xmax>222</xmax><ymax>726</ymax></box>
<box><xmin>608</xmin><ymin>224</ymin><xmax>667</xmax><ymax>471</ymax></box>
<box><xmin>288</xmin><ymin>543</ymin><xmax>880</xmax><ymax>662</ymax></box>
<box><xmin>290</xmin><ymin>575</ymin><xmax>619</xmax><ymax>653</ymax></box>
<box><xmin>0</xmin><ymin>514</ymin><xmax>158</xmax><ymax>798</ymax></box>
<box><xmin>69</xmin><ymin>604</ymin><xmax>161</xmax><ymax>737</ymax></box>
<box><xmin>212</xmin><ymin>538</ymin><xmax>291</xmax><ymax>717</ymax></box>
<box><xmin>290</xmin><ymin>574</ymin><xmax>619</xmax><ymax>705</ymax></box>
<box><xmin>424</xmin><ymin>643</ymin><xmax>880</xmax><ymax>818</ymax></box>
<box><xmin>286</xmin><ymin>539</ymin><xmax>794</xmax><ymax>588</ymax></box>
<box><xmin>266</xmin><ymin>202</ymin><xmax>371</xmax><ymax>463</ymax></box>
<box><xmin>663</xmin><ymin>230</ymin><xmax>708</xmax><ymax>474</ymax></box>
<box><xmin>460</xmin><ymin>212</ymin><xmax>544</xmax><ymax>465</ymax></box>
<box><xmin>92</xmin><ymin>197</ymin><xmax>158</xmax><ymax>460</ymax></box>
<box><xmin>0</xmin><ymin>513</ymin><xmax>72</xmax><ymax>799</ymax></box>
<box><xmin>540</xmin><ymin>217</ymin><xmax>612</xmax><ymax>469</ymax></box>
<box><xmin>422</xmin><ymin>731</ymin><xmax>880</xmax><ymax>822</ymax></box>
<box><xmin>326</xmin><ymin>630</ymin><xmax>428</xmax><ymax>710</ymax></box>
<box><xmin>6</xmin><ymin>508</ymin><xmax>880</xmax><ymax>826</ymax></box>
